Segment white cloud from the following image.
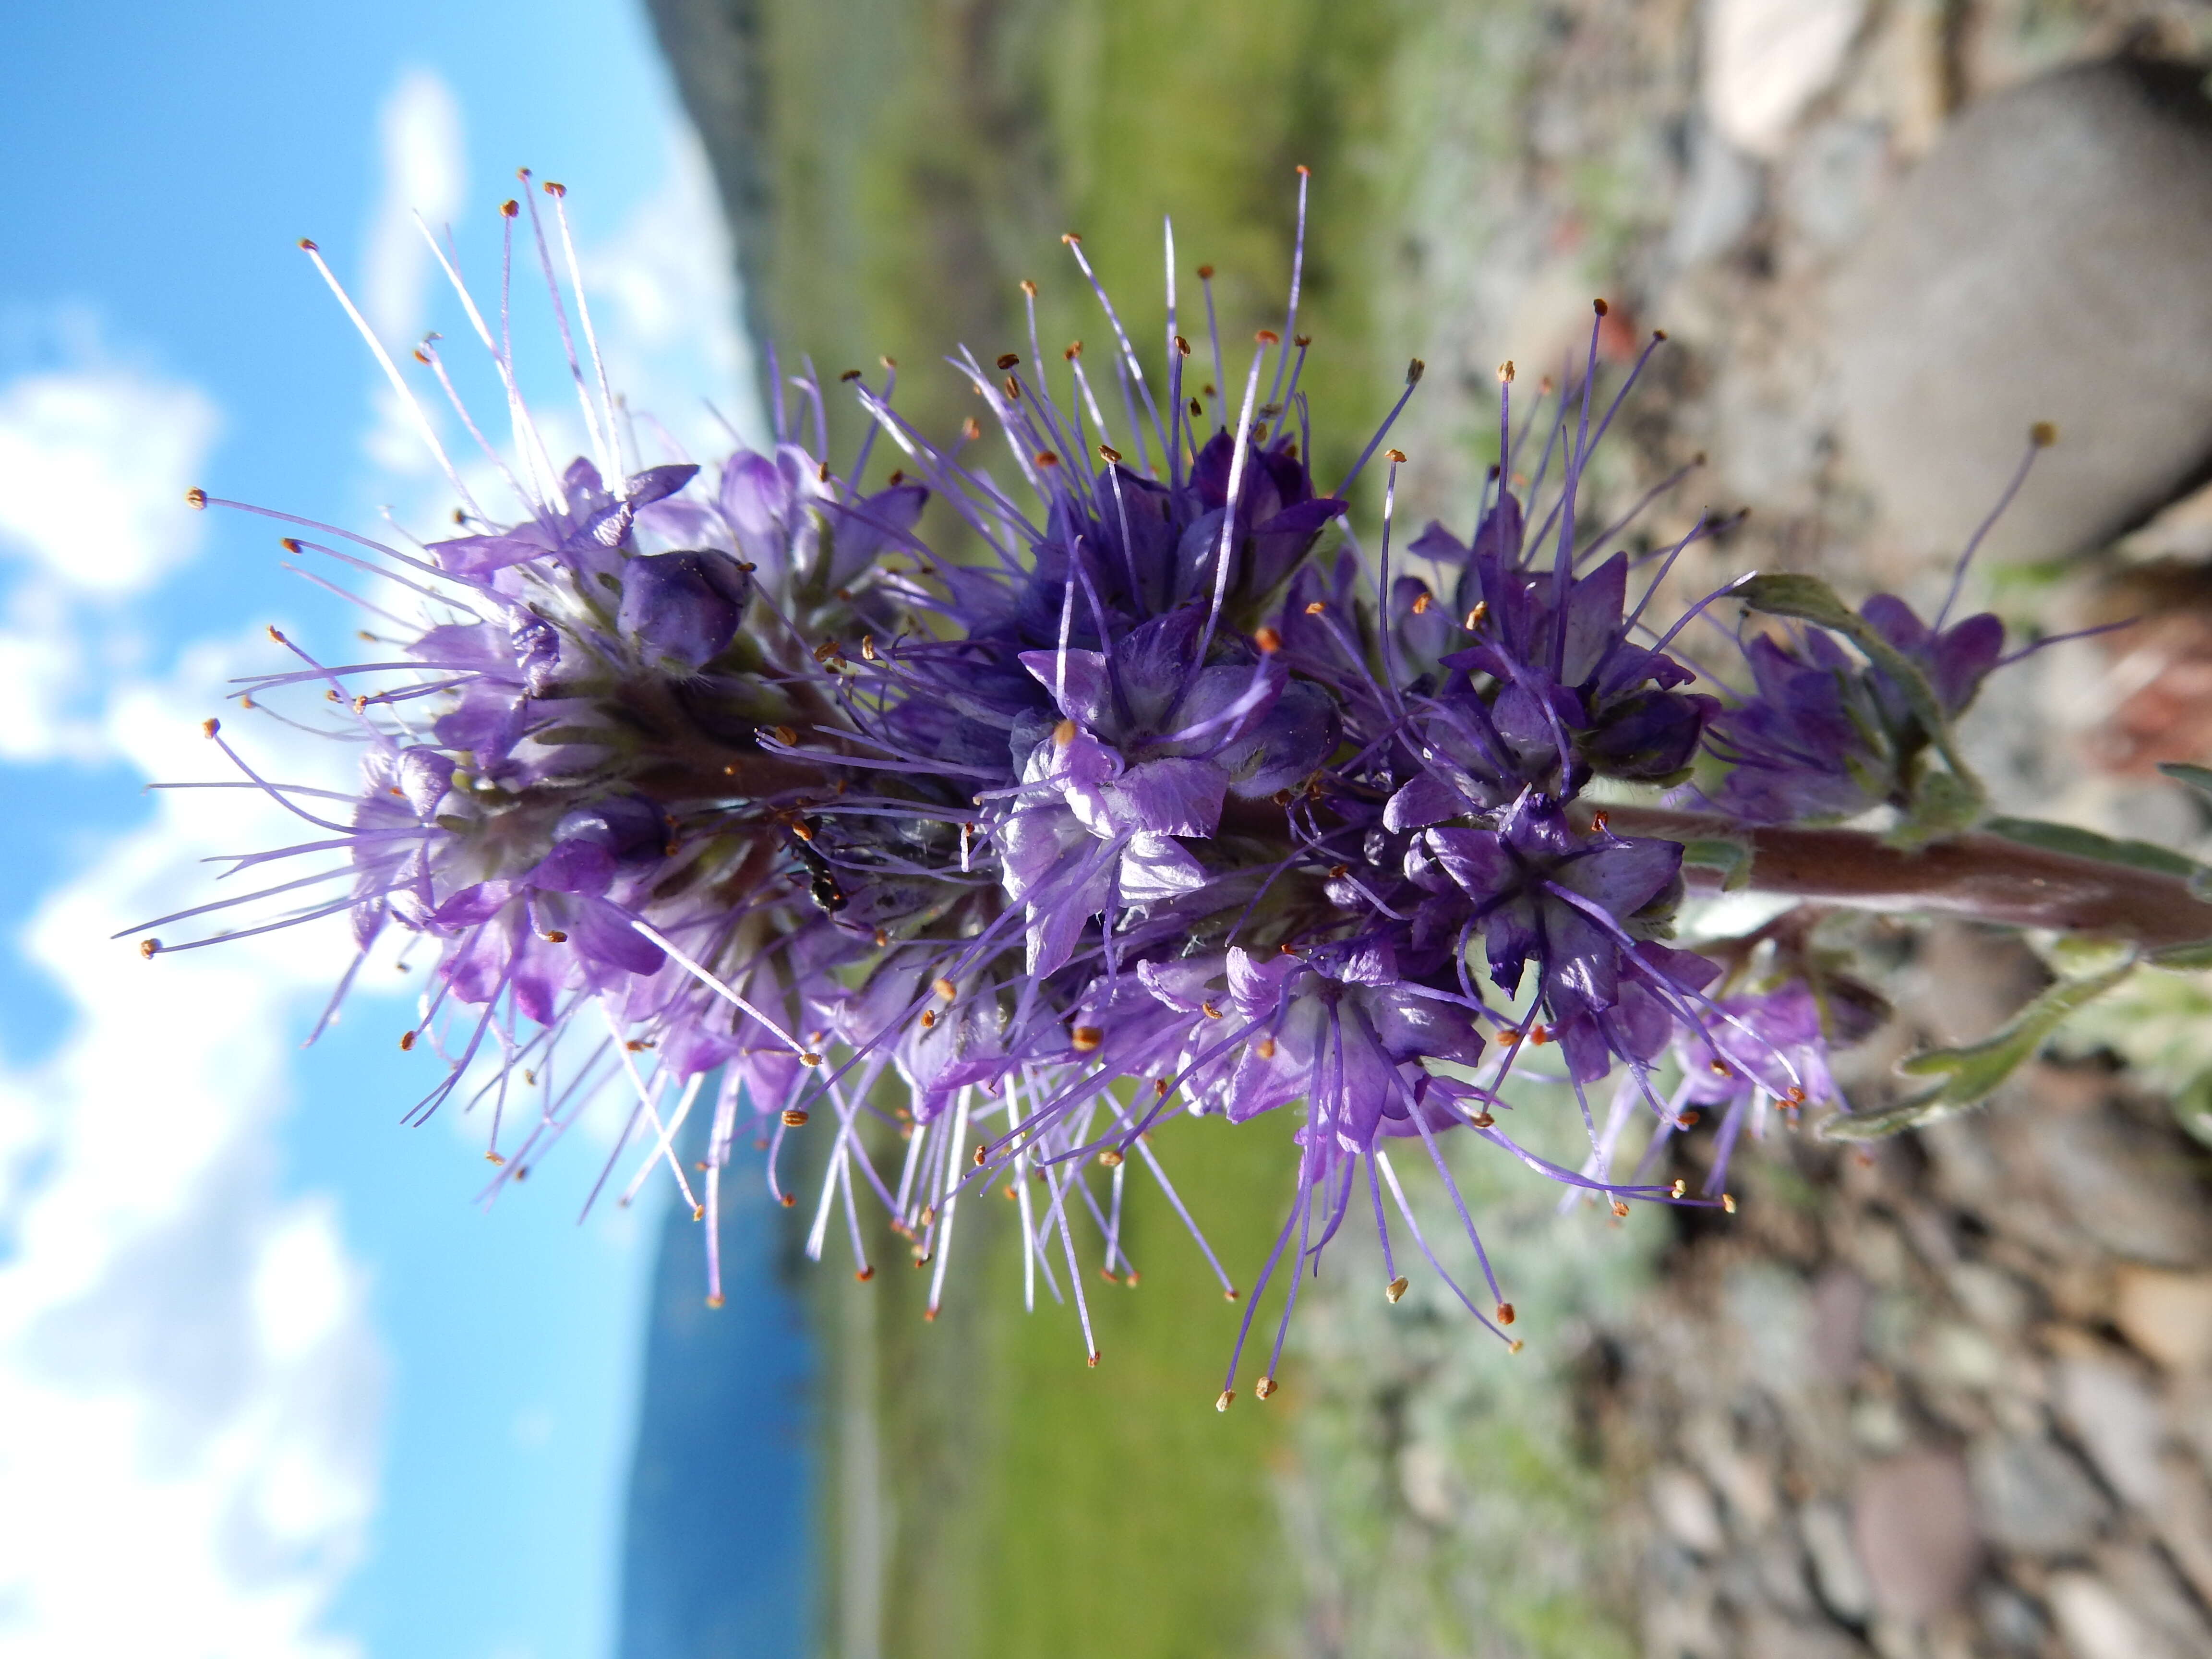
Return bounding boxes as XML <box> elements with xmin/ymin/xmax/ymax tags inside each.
<box><xmin>581</xmin><ymin>123</ymin><xmax>765</xmax><ymax>460</ymax></box>
<box><xmin>0</xmin><ymin>361</ymin><xmax>220</xmax><ymax>596</ymax></box>
<box><xmin>0</xmin><ymin>88</ymin><xmax>757</xmax><ymax>1659</ymax></box>
<box><xmin>0</xmin><ymin>336</ymin><xmax>221</xmax><ymax>763</ymax></box>
<box><xmin>358</xmin><ymin>117</ymin><xmax>764</xmax><ymax>553</ymax></box>
<box><xmin>0</xmin><ymin>631</ymin><xmax>386</xmax><ymax>1659</ymax></box>
<box><xmin>0</xmin><ymin>585</ymin><xmax>102</xmax><ymax>765</ymax></box>
<box><xmin>358</xmin><ymin>69</ymin><xmax>468</xmax><ymax>478</ymax></box>
<box><xmin>361</xmin><ymin>70</ymin><xmax>468</xmax><ymax>349</ymax></box>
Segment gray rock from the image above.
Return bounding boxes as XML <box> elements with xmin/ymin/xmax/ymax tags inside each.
<box><xmin>1671</xmin><ymin>120</ymin><xmax>1766</xmax><ymax>266</ymax></box>
<box><xmin>1968</xmin><ymin>1434</ymin><xmax>2111</xmax><ymax>1554</ymax></box>
<box><xmin>1851</xmin><ymin>1448</ymin><xmax>1982</xmax><ymax>1621</ymax></box>
<box><xmin>1979</xmin><ymin>1583</ymin><xmax>2048</xmax><ymax>1655</ymax></box>
<box><xmin>1830</xmin><ymin>60</ymin><xmax>2212</xmax><ymax>564</ymax></box>
<box><xmin>1703</xmin><ymin>0</ymin><xmax>1868</xmax><ymax>158</ymax></box>
<box><xmin>2114</xmin><ymin>1265</ymin><xmax>2212</xmax><ymax>1370</ymax></box>
<box><xmin>2048</xmin><ymin>1571</ymin><xmax>2183</xmax><ymax>1659</ymax></box>
<box><xmin>1737</xmin><ymin>1609</ymin><xmax>1871</xmax><ymax>1659</ymax></box>
<box><xmin>1654</xmin><ymin>1466</ymin><xmax>1728</xmax><ymax>1555</ymax></box>
<box><xmin>2054</xmin><ymin>1546</ymin><xmax>2212</xmax><ymax>1659</ymax></box>
<box><xmin>1800</xmin><ymin>1501</ymin><xmax>1875</xmax><ymax>1622</ymax></box>
<box><xmin>2055</xmin><ymin>1354</ymin><xmax>2168</xmax><ymax>1508</ymax></box>
<box><xmin>2029</xmin><ymin>1103</ymin><xmax>2212</xmax><ymax>1268</ymax></box>
<box><xmin>1782</xmin><ymin>119</ymin><xmax>1889</xmax><ymax>252</ymax></box>
<box><xmin>1808</xmin><ymin>1268</ymin><xmax>1871</xmax><ymax>1381</ymax></box>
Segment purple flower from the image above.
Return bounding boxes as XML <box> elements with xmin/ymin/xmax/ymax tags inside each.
<box><xmin>1708</xmin><ymin>592</ymin><xmax>2006</xmax><ymax>824</ymax></box>
<box><xmin>1658</xmin><ymin>982</ymin><xmax>1839</xmax><ymax>1196</ymax></box>
<box><xmin>158</xmin><ymin>189</ymin><xmax>1987</xmax><ymax>1378</ymax></box>
<box><xmin>617</xmin><ymin>550</ymin><xmax>754</xmax><ymax>669</ymax></box>
<box><xmin>1426</xmin><ymin>794</ymin><xmax>1687</xmax><ymax>1071</ymax></box>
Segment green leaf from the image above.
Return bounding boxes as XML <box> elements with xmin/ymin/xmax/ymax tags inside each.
<box><xmin>1731</xmin><ymin>571</ymin><xmax>1984</xmax><ymax>824</ymax></box>
<box><xmin>1891</xmin><ymin>769</ymin><xmax>1984</xmax><ymax>849</ymax></box>
<box><xmin>1820</xmin><ymin>955</ymin><xmax>2140</xmax><ymax>1142</ymax></box>
<box><xmin>1679</xmin><ymin>836</ymin><xmax>1753</xmax><ymax>892</ymax></box>
<box><xmin>2158</xmin><ymin>761</ymin><xmax>2212</xmax><ymax>802</ymax></box>
<box><xmin>1983</xmin><ymin>815</ymin><xmax>2204</xmax><ymax>879</ymax></box>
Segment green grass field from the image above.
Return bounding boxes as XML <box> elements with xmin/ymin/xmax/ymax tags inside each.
<box><xmin>823</xmin><ymin>1113</ymin><xmax>1304</xmax><ymax>1659</ymax></box>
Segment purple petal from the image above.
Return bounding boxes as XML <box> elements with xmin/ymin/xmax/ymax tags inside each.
<box><xmin>1114</xmin><ymin>757</ymin><xmax>1228</xmax><ymax>836</ymax></box>
<box><xmin>1018</xmin><ymin>648</ymin><xmax>1113</xmax><ymax>727</ymax></box>
<box><xmin>394</xmin><ymin>747</ymin><xmax>455</xmax><ymax>817</ymax></box>
<box><xmin>1559</xmin><ymin>553</ymin><xmax>1627</xmax><ymax>686</ymax></box>
<box><xmin>1221</xmin><ymin>678</ymin><xmax>1338</xmax><ymax>797</ymax></box>
<box><xmin>1252</xmin><ymin>496</ymin><xmax>1347</xmax><ymax>537</ymax></box>
<box><xmin>1408</xmin><ymin>520</ymin><xmax>1470</xmax><ymax>564</ymax></box>
<box><xmin>1137</xmin><ymin>955</ymin><xmax>1224</xmax><ymax>1012</ymax></box>
<box><xmin>1427</xmin><ymin>827</ymin><xmax>1515</xmax><ymax>902</ymax></box>
<box><xmin>618</xmin><ymin>549</ymin><xmax>753</xmax><ymax>667</ymax></box>
<box><xmin>625</xmin><ymin>463</ymin><xmax>700</xmax><ymax>508</ymax></box>
<box><xmin>1930</xmin><ymin>613</ymin><xmax>2004</xmax><ymax>712</ymax></box>
<box><xmin>430</xmin><ymin>882</ymin><xmax>515</xmax><ymax>930</ymax></box>
<box><xmin>1118</xmin><ymin>831</ymin><xmax>1206</xmax><ymax>902</ymax></box>
<box><xmin>1860</xmin><ymin>593</ymin><xmax>1930</xmax><ymax>656</ymax></box>
<box><xmin>1471</xmin><ymin>492</ymin><xmax>1523</xmax><ymax>563</ymax></box>
<box><xmin>1550</xmin><ymin>835</ymin><xmax>1682</xmax><ymax>918</ymax></box>
<box><xmin>529</xmin><ymin>839</ymin><xmax>615</xmax><ymax>897</ymax></box>
<box><xmin>1385</xmin><ymin>772</ymin><xmax>1474</xmax><ymax>832</ymax></box>
<box><xmin>428</xmin><ymin>526</ymin><xmax>555</xmax><ymax>577</ymax></box>
<box><xmin>567</xmin><ymin>896</ymin><xmax>665</xmax><ymax>977</ymax></box>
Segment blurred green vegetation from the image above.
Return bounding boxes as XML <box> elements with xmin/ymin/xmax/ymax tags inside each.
<box><xmin>752</xmin><ymin>0</ymin><xmax>1414</xmax><ymax>515</ymax></box>
<box><xmin>1282</xmin><ymin>1098</ymin><xmax>1656</xmax><ymax>1658</ymax></box>
<box><xmin>817</xmin><ymin>1112</ymin><xmax>1304</xmax><ymax>1659</ymax></box>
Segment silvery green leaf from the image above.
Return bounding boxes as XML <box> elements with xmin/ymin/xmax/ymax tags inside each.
<box><xmin>1680</xmin><ymin>836</ymin><xmax>1753</xmax><ymax>892</ymax></box>
<box><xmin>1891</xmin><ymin>768</ymin><xmax>1984</xmax><ymax>850</ymax></box>
<box><xmin>1984</xmin><ymin>815</ymin><xmax>2203</xmax><ymax>879</ymax></box>
<box><xmin>2152</xmin><ymin>937</ymin><xmax>2212</xmax><ymax>970</ymax></box>
<box><xmin>1820</xmin><ymin>955</ymin><xmax>2139</xmax><ymax>1142</ymax></box>
<box><xmin>2157</xmin><ymin>760</ymin><xmax>2212</xmax><ymax>802</ymax></box>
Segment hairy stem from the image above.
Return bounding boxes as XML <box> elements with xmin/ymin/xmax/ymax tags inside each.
<box><xmin>1603</xmin><ymin>806</ymin><xmax>2212</xmax><ymax>950</ymax></box>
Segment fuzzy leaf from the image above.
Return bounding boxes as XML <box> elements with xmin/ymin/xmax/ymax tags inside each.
<box><xmin>1984</xmin><ymin>814</ymin><xmax>2203</xmax><ymax>879</ymax></box>
<box><xmin>1821</xmin><ymin>955</ymin><xmax>2139</xmax><ymax>1142</ymax></box>
<box><xmin>1890</xmin><ymin>769</ymin><xmax>1984</xmax><ymax>850</ymax></box>
<box><xmin>2157</xmin><ymin>760</ymin><xmax>2212</xmax><ymax>802</ymax></box>
<box><xmin>1680</xmin><ymin>836</ymin><xmax>1753</xmax><ymax>892</ymax></box>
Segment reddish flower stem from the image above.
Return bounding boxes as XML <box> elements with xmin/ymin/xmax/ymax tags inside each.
<box><xmin>1602</xmin><ymin>806</ymin><xmax>2212</xmax><ymax>950</ymax></box>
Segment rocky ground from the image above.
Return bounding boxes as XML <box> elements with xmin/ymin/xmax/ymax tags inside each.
<box><xmin>1599</xmin><ymin>926</ymin><xmax>2212</xmax><ymax>1659</ymax></box>
<box><xmin>647</xmin><ymin>0</ymin><xmax>2212</xmax><ymax>1653</ymax></box>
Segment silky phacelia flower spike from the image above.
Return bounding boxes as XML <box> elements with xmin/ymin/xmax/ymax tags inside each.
<box><xmin>156</xmin><ymin>174</ymin><xmax>2161</xmax><ymax>1401</ymax></box>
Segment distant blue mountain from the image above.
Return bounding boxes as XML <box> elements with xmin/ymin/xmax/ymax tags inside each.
<box><xmin>618</xmin><ymin>1118</ymin><xmax>816</xmax><ymax>1659</ymax></box>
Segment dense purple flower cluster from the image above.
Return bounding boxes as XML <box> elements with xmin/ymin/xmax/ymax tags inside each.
<box><xmin>147</xmin><ymin>183</ymin><xmax>2027</xmax><ymax>1398</ymax></box>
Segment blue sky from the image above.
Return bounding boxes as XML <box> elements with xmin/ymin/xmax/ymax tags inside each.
<box><xmin>0</xmin><ymin>5</ymin><xmax>765</xmax><ymax>1656</ymax></box>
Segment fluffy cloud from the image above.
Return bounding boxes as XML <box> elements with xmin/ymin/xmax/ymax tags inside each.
<box><xmin>0</xmin><ymin>337</ymin><xmax>221</xmax><ymax>763</ymax></box>
<box><xmin>356</xmin><ymin>69</ymin><xmax>468</xmax><ymax>481</ymax></box>
<box><xmin>0</xmin><ymin>631</ymin><xmax>387</xmax><ymax>1658</ymax></box>
<box><xmin>581</xmin><ymin>123</ymin><xmax>763</xmax><ymax>458</ymax></box>
<box><xmin>360</xmin><ymin>69</ymin><xmax>469</xmax><ymax>352</ymax></box>
<box><xmin>0</xmin><ymin>75</ymin><xmax>759</xmax><ymax>1658</ymax></box>
<box><xmin>357</xmin><ymin>115</ymin><xmax>762</xmax><ymax>553</ymax></box>
<box><xmin>0</xmin><ymin>360</ymin><xmax>220</xmax><ymax>597</ymax></box>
